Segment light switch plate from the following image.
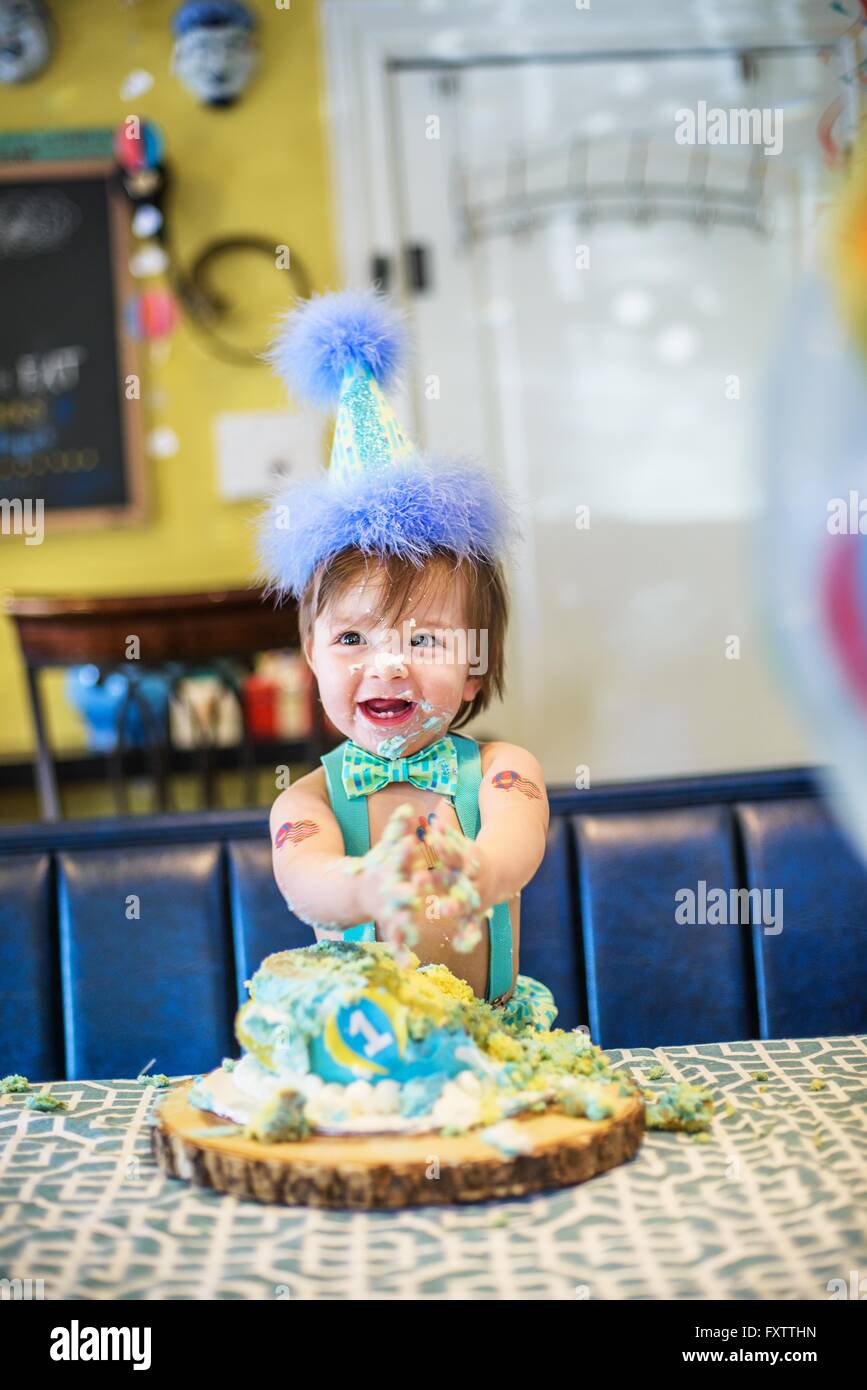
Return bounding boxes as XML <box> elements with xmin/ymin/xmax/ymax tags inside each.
<box><xmin>214</xmin><ymin>410</ymin><xmax>324</xmax><ymax>501</ymax></box>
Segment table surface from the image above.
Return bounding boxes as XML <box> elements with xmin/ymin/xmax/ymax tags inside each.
<box><xmin>1</xmin><ymin>1035</ymin><xmax>866</xmax><ymax>1301</ymax></box>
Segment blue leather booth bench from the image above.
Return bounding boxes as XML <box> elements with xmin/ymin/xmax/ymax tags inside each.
<box><xmin>2</xmin><ymin>767</ymin><xmax>866</xmax><ymax>1081</ymax></box>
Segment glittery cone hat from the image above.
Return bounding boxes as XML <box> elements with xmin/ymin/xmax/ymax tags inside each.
<box><xmin>257</xmin><ymin>288</ymin><xmax>520</xmax><ymax>599</ymax></box>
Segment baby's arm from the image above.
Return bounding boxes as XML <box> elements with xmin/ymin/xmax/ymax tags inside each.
<box><xmin>269</xmin><ymin>772</ymin><xmax>366</xmax><ymax>930</ymax></box>
<box><xmin>474</xmin><ymin>743</ymin><xmax>549</xmax><ymax>908</ymax></box>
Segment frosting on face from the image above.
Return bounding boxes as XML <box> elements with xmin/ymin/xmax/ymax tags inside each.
<box><xmin>308</xmin><ymin>570</ymin><xmax>483</xmax><ymax>761</ymax></box>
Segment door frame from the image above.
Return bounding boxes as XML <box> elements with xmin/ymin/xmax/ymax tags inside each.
<box><xmin>320</xmin><ymin>0</ymin><xmax>859</xmax><ymax>295</ymax></box>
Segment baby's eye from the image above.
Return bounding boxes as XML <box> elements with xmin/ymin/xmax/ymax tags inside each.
<box><xmin>410</xmin><ymin>631</ymin><xmax>437</xmax><ymax>648</ymax></box>
<box><xmin>337</xmin><ymin>631</ymin><xmax>363</xmax><ymax>646</ymax></box>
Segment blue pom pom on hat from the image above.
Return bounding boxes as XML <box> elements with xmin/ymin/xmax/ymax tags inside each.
<box><xmin>256</xmin><ymin>287</ymin><xmax>521</xmax><ymax>600</ymax></box>
<box><xmin>265</xmin><ymin>287</ymin><xmax>408</xmax><ymax>411</ymax></box>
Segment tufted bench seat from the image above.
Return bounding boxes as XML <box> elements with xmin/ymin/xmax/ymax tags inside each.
<box><xmin>2</xmin><ymin>767</ymin><xmax>866</xmax><ymax>1080</ymax></box>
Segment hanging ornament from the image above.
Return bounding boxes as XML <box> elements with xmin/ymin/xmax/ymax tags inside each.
<box><xmin>119</xmin><ymin>68</ymin><xmax>154</xmax><ymax>101</ymax></box>
<box><xmin>131</xmin><ymin>204</ymin><xmax>164</xmax><ymax>239</ymax></box>
<box><xmin>146</xmin><ymin>426</ymin><xmax>180</xmax><ymax>459</ymax></box>
<box><xmin>170</xmin><ymin>1</ymin><xmax>259</xmax><ymax>108</ymax></box>
<box><xmin>129</xmin><ymin>245</ymin><xmax>170</xmax><ymax>278</ymax></box>
<box><xmin>114</xmin><ymin>118</ymin><xmax>164</xmax><ymax>173</ymax></box>
<box><xmin>0</xmin><ymin>0</ymin><xmax>54</xmax><ymax>84</ymax></box>
<box><xmin>125</xmin><ymin>289</ymin><xmax>179</xmax><ymax>342</ymax></box>
<box><xmin>122</xmin><ymin>167</ymin><xmax>166</xmax><ymax>203</ymax></box>
<box><xmin>113</xmin><ymin>119</ymin><xmax>169</xmax><ymax>244</ymax></box>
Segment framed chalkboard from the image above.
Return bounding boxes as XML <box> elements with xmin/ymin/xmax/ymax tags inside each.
<box><xmin>0</xmin><ymin>159</ymin><xmax>145</xmax><ymax>528</ymax></box>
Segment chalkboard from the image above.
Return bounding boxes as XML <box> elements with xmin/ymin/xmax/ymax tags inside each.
<box><xmin>0</xmin><ymin>159</ymin><xmax>145</xmax><ymax>528</ymax></box>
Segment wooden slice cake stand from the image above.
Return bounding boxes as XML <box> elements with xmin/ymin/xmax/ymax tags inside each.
<box><xmin>151</xmin><ymin>1079</ymin><xmax>645</xmax><ymax>1210</ymax></box>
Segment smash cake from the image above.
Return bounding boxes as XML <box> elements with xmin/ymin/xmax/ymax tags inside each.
<box><xmin>187</xmin><ymin>940</ymin><xmax>713</xmax><ymax>1147</ymax></box>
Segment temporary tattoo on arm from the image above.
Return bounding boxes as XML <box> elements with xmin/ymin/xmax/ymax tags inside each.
<box><xmin>273</xmin><ymin>819</ymin><xmax>320</xmax><ymax>848</ymax></box>
<box><xmin>492</xmin><ymin>769</ymin><xmax>542</xmax><ymax>800</ymax></box>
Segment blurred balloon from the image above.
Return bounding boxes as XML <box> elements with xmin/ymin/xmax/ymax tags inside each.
<box><xmin>829</xmin><ymin>139</ymin><xmax>867</xmax><ymax>360</ymax></box>
<box><xmin>762</xmin><ymin>273</ymin><xmax>867</xmax><ymax>863</ymax></box>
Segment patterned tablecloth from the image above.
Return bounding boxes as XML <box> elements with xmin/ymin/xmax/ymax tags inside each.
<box><xmin>1</xmin><ymin>1036</ymin><xmax>865</xmax><ymax>1301</ymax></box>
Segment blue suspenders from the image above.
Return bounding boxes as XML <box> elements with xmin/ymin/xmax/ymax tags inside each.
<box><xmin>320</xmin><ymin>733</ymin><xmax>514</xmax><ymax>1002</ymax></box>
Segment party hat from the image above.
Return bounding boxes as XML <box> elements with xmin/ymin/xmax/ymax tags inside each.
<box><xmin>329</xmin><ymin>360</ymin><xmax>417</xmax><ymax>480</ymax></box>
<box><xmin>257</xmin><ymin>287</ymin><xmax>520</xmax><ymax>600</ymax></box>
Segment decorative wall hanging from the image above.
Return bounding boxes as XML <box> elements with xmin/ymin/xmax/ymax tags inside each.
<box><xmin>170</xmin><ymin>0</ymin><xmax>259</xmax><ymax>108</ymax></box>
<box><xmin>179</xmin><ymin>235</ymin><xmax>312</xmax><ymax>364</ymax></box>
<box><xmin>0</xmin><ymin>0</ymin><xmax>53</xmax><ymax>85</ymax></box>
<box><xmin>113</xmin><ymin>119</ymin><xmax>178</xmax><ymax>341</ymax></box>
<box><xmin>111</xmin><ymin>115</ymin><xmax>181</xmax><ymax>464</ymax></box>
<box><xmin>113</xmin><ymin>117</ymin><xmax>168</xmax><ymax>214</ymax></box>
<box><xmin>111</xmin><ymin>118</ymin><xmax>310</xmax><ymax>364</ymax></box>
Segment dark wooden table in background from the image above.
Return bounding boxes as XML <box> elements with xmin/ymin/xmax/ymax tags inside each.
<box><xmin>4</xmin><ymin>588</ymin><xmax>333</xmax><ymax>821</ymax></box>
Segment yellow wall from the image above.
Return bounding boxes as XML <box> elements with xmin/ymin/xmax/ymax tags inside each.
<box><xmin>0</xmin><ymin>0</ymin><xmax>337</xmax><ymax>755</ymax></box>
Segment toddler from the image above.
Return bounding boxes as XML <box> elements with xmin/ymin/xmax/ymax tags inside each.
<box><xmin>258</xmin><ymin>289</ymin><xmax>556</xmax><ymax>1029</ymax></box>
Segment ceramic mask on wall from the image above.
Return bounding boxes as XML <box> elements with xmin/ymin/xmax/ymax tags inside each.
<box><xmin>0</xmin><ymin>0</ymin><xmax>53</xmax><ymax>84</ymax></box>
<box><xmin>171</xmin><ymin>1</ymin><xmax>258</xmax><ymax>108</ymax></box>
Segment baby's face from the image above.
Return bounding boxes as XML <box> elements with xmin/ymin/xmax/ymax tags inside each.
<box><xmin>307</xmin><ymin>569</ymin><xmax>483</xmax><ymax>759</ymax></box>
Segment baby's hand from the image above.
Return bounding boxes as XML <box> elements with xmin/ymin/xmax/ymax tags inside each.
<box><xmin>421</xmin><ymin>816</ymin><xmax>491</xmax><ymax>952</ymax></box>
<box><xmin>352</xmin><ymin>804</ymin><xmax>427</xmax><ymax>960</ymax></box>
<box><xmin>354</xmin><ymin>805</ymin><xmax>488</xmax><ymax>960</ymax></box>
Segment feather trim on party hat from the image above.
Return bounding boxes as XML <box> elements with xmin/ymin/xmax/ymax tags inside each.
<box><xmin>257</xmin><ymin>287</ymin><xmax>521</xmax><ymax>599</ymax></box>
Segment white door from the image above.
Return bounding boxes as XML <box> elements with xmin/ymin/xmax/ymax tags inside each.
<box><xmin>323</xmin><ymin>3</ymin><xmax>858</xmax><ymax>784</ymax></box>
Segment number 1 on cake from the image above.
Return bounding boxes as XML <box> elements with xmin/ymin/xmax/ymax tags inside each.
<box><xmin>348</xmin><ymin>1010</ymin><xmax>392</xmax><ymax>1059</ymax></box>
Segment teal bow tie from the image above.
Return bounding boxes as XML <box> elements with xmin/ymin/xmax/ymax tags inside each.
<box><xmin>341</xmin><ymin>735</ymin><xmax>458</xmax><ymax>799</ymax></box>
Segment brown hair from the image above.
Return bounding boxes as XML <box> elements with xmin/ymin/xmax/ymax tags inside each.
<box><xmin>298</xmin><ymin>547</ymin><xmax>509</xmax><ymax>731</ymax></box>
